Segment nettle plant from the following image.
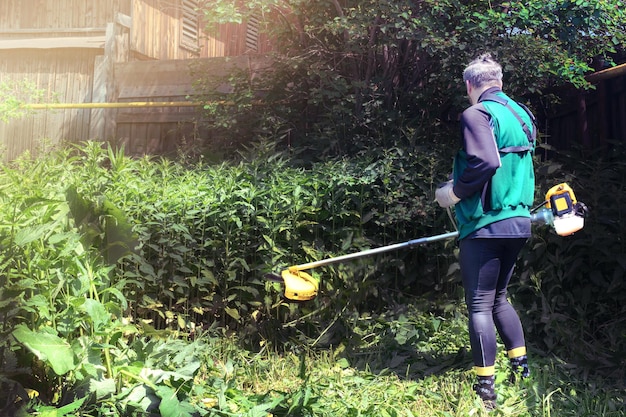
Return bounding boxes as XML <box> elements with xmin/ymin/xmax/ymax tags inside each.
<box><xmin>0</xmin><ymin>141</ymin><xmax>453</xmax><ymax>413</ymax></box>
<box><xmin>2</xmin><ymin>138</ymin><xmax>624</xmax><ymax>414</ymax></box>
<box><xmin>0</xmin><ymin>146</ymin><xmax>134</xmax><ymax>409</ymax></box>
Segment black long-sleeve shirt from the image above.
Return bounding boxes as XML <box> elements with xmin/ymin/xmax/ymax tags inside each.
<box><xmin>453</xmin><ymin>87</ymin><xmax>502</xmax><ymax>200</ymax></box>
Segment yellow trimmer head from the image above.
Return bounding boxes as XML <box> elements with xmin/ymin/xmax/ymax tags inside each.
<box><xmin>281</xmin><ymin>269</ymin><xmax>319</xmax><ymax>301</ymax></box>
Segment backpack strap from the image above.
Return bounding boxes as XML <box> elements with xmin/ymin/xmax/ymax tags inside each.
<box><xmin>480</xmin><ymin>93</ymin><xmax>536</xmax><ymax>153</ymax></box>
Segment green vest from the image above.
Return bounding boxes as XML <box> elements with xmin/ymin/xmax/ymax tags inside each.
<box><xmin>453</xmin><ymin>93</ymin><xmax>535</xmax><ymax>239</ymax></box>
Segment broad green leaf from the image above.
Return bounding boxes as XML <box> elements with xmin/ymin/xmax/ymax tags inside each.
<box><xmin>12</xmin><ymin>325</ymin><xmax>76</xmax><ymax>375</ymax></box>
<box><xmin>224</xmin><ymin>307</ymin><xmax>241</xmax><ymax>320</ymax></box>
<box><xmin>81</xmin><ymin>298</ymin><xmax>111</xmax><ymax>332</ymax></box>
<box><xmin>89</xmin><ymin>378</ymin><xmax>116</xmax><ymax>399</ymax></box>
<box><xmin>157</xmin><ymin>386</ymin><xmax>196</xmax><ymax>417</ymax></box>
<box><xmin>124</xmin><ymin>385</ymin><xmax>160</xmax><ymax>413</ymax></box>
<box><xmin>35</xmin><ymin>396</ymin><xmax>87</xmax><ymax>417</ymax></box>
<box><xmin>101</xmin><ymin>287</ymin><xmax>129</xmax><ymax>310</ymax></box>
<box><xmin>13</xmin><ymin>224</ymin><xmax>51</xmax><ymax>246</ymax></box>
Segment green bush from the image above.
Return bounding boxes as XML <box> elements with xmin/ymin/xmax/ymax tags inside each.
<box><xmin>513</xmin><ymin>143</ymin><xmax>626</xmax><ymax>377</ymax></box>
<box><xmin>198</xmin><ymin>1</ymin><xmax>626</xmax><ymax>158</ymax></box>
<box><xmin>0</xmin><ymin>141</ymin><xmax>456</xmax><ymax>411</ymax></box>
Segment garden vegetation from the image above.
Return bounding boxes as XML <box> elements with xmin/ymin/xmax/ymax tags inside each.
<box><xmin>1</xmin><ymin>0</ymin><xmax>626</xmax><ymax>416</ymax></box>
<box><xmin>1</xmin><ymin>140</ymin><xmax>624</xmax><ymax>416</ymax></box>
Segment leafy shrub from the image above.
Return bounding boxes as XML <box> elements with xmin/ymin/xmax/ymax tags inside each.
<box><xmin>199</xmin><ymin>1</ymin><xmax>626</xmax><ymax>158</ymax></box>
<box><xmin>513</xmin><ymin>143</ymin><xmax>626</xmax><ymax>377</ymax></box>
<box><xmin>0</xmin><ymin>79</ymin><xmax>49</xmax><ymax>122</ymax></box>
<box><xmin>0</xmin><ymin>140</ymin><xmax>458</xmax><ymax>412</ymax></box>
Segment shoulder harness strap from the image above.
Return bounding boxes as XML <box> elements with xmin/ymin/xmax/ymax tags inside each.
<box><xmin>480</xmin><ymin>93</ymin><xmax>536</xmax><ymax>153</ymax></box>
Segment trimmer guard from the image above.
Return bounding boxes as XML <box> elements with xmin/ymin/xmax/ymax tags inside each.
<box><xmin>281</xmin><ymin>269</ymin><xmax>319</xmax><ymax>301</ymax></box>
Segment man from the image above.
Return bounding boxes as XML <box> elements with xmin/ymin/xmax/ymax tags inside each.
<box><xmin>435</xmin><ymin>53</ymin><xmax>534</xmax><ymax>410</ymax></box>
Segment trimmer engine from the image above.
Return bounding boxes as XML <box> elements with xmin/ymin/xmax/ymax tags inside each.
<box><xmin>531</xmin><ymin>183</ymin><xmax>588</xmax><ymax>236</ymax></box>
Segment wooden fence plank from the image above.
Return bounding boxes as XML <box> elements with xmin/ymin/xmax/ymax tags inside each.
<box><xmin>89</xmin><ymin>55</ymin><xmax>107</xmax><ymax>139</ymax></box>
<box><xmin>0</xmin><ymin>36</ymin><xmax>106</xmax><ymax>49</ymax></box>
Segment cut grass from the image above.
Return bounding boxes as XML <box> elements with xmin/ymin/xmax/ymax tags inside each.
<box><xmin>192</xmin><ymin>305</ymin><xmax>626</xmax><ymax>417</ymax></box>
<box><xmin>198</xmin><ymin>343</ymin><xmax>625</xmax><ymax>416</ymax></box>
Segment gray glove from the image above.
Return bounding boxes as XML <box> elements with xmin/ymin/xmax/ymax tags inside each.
<box><xmin>435</xmin><ymin>181</ymin><xmax>460</xmax><ymax>208</ymax></box>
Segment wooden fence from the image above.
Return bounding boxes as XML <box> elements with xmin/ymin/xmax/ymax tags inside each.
<box><xmin>544</xmin><ymin>65</ymin><xmax>626</xmax><ymax>153</ymax></box>
<box><xmin>0</xmin><ymin>0</ymin><xmax>277</xmax><ymax>161</ymax></box>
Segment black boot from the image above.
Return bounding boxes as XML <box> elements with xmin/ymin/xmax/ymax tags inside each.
<box><xmin>509</xmin><ymin>355</ymin><xmax>530</xmax><ymax>383</ymax></box>
<box><xmin>473</xmin><ymin>375</ymin><xmax>497</xmax><ymax>411</ymax></box>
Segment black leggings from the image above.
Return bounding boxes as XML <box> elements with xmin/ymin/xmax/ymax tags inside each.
<box><xmin>459</xmin><ymin>237</ymin><xmax>527</xmax><ymax>369</ymax></box>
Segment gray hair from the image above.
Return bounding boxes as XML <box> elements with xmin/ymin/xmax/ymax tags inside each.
<box><xmin>462</xmin><ymin>53</ymin><xmax>503</xmax><ymax>88</ymax></box>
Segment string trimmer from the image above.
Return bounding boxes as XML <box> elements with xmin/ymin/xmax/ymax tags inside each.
<box><xmin>267</xmin><ymin>182</ymin><xmax>587</xmax><ymax>301</ymax></box>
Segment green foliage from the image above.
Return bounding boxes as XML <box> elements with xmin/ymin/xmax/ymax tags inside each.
<box><xmin>513</xmin><ymin>143</ymin><xmax>626</xmax><ymax>377</ymax></box>
<box><xmin>0</xmin><ymin>141</ymin><xmax>455</xmax><ymax>414</ymax></box>
<box><xmin>0</xmin><ymin>146</ymin><xmax>130</xmax><ymax>411</ymax></box>
<box><xmin>0</xmin><ymin>79</ymin><xmax>49</xmax><ymax>122</ymax></box>
<box><xmin>476</xmin><ymin>0</ymin><xmax>626</xmax><ymax>90</ymax></box>
<box><xmin>197</xmin><ymin>0</ymin><xmax>626</xmax><ymax>157</ymax></box>
<box><xmin>2</xmin><ymin>141</ymin><xmax>625</xmax><ymax>415</ymax></box>
<box><xmin>12</xmin><ymin>325</ymin><xmax>77</xmax><ymax>376</ymax></box>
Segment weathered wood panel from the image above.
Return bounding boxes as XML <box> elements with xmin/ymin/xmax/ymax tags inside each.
<box><xmin>0</xmin><ymin>0</ymin><xmax>278</xmax><ymax>160</ymax></box>
<box><xmin>0</xmin><ymin>49</ymin><xmax>100</xmax><ymax>160</ymax></box>
<box><xmin>0</xmin><ymin>0</ymin><xmax>129</xmax><ymax>30</ymax></box>
<box><xmin>130</xmin><ymin>0</ymin><xmax>274</xmax><ymax>60</ymax></box>
<box><xmin>0</xmin><ymin>36</ymin><xmax>106</xmax><ymax>49</ymax></box>
<box><xmin>132</xmin><ymin>0</ymin><xmax>184</xmax><ymax>60</ymax></box>
<box><xmin>116</xmin><ymin>56</ymin><xmax>253</xmax><ymax>99</ymax></box>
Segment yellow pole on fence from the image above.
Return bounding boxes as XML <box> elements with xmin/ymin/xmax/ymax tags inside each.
<box><xmin>21</xmin><ymin>101</ymin><xmax>213</xmax><ymax>109</ymax></box>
